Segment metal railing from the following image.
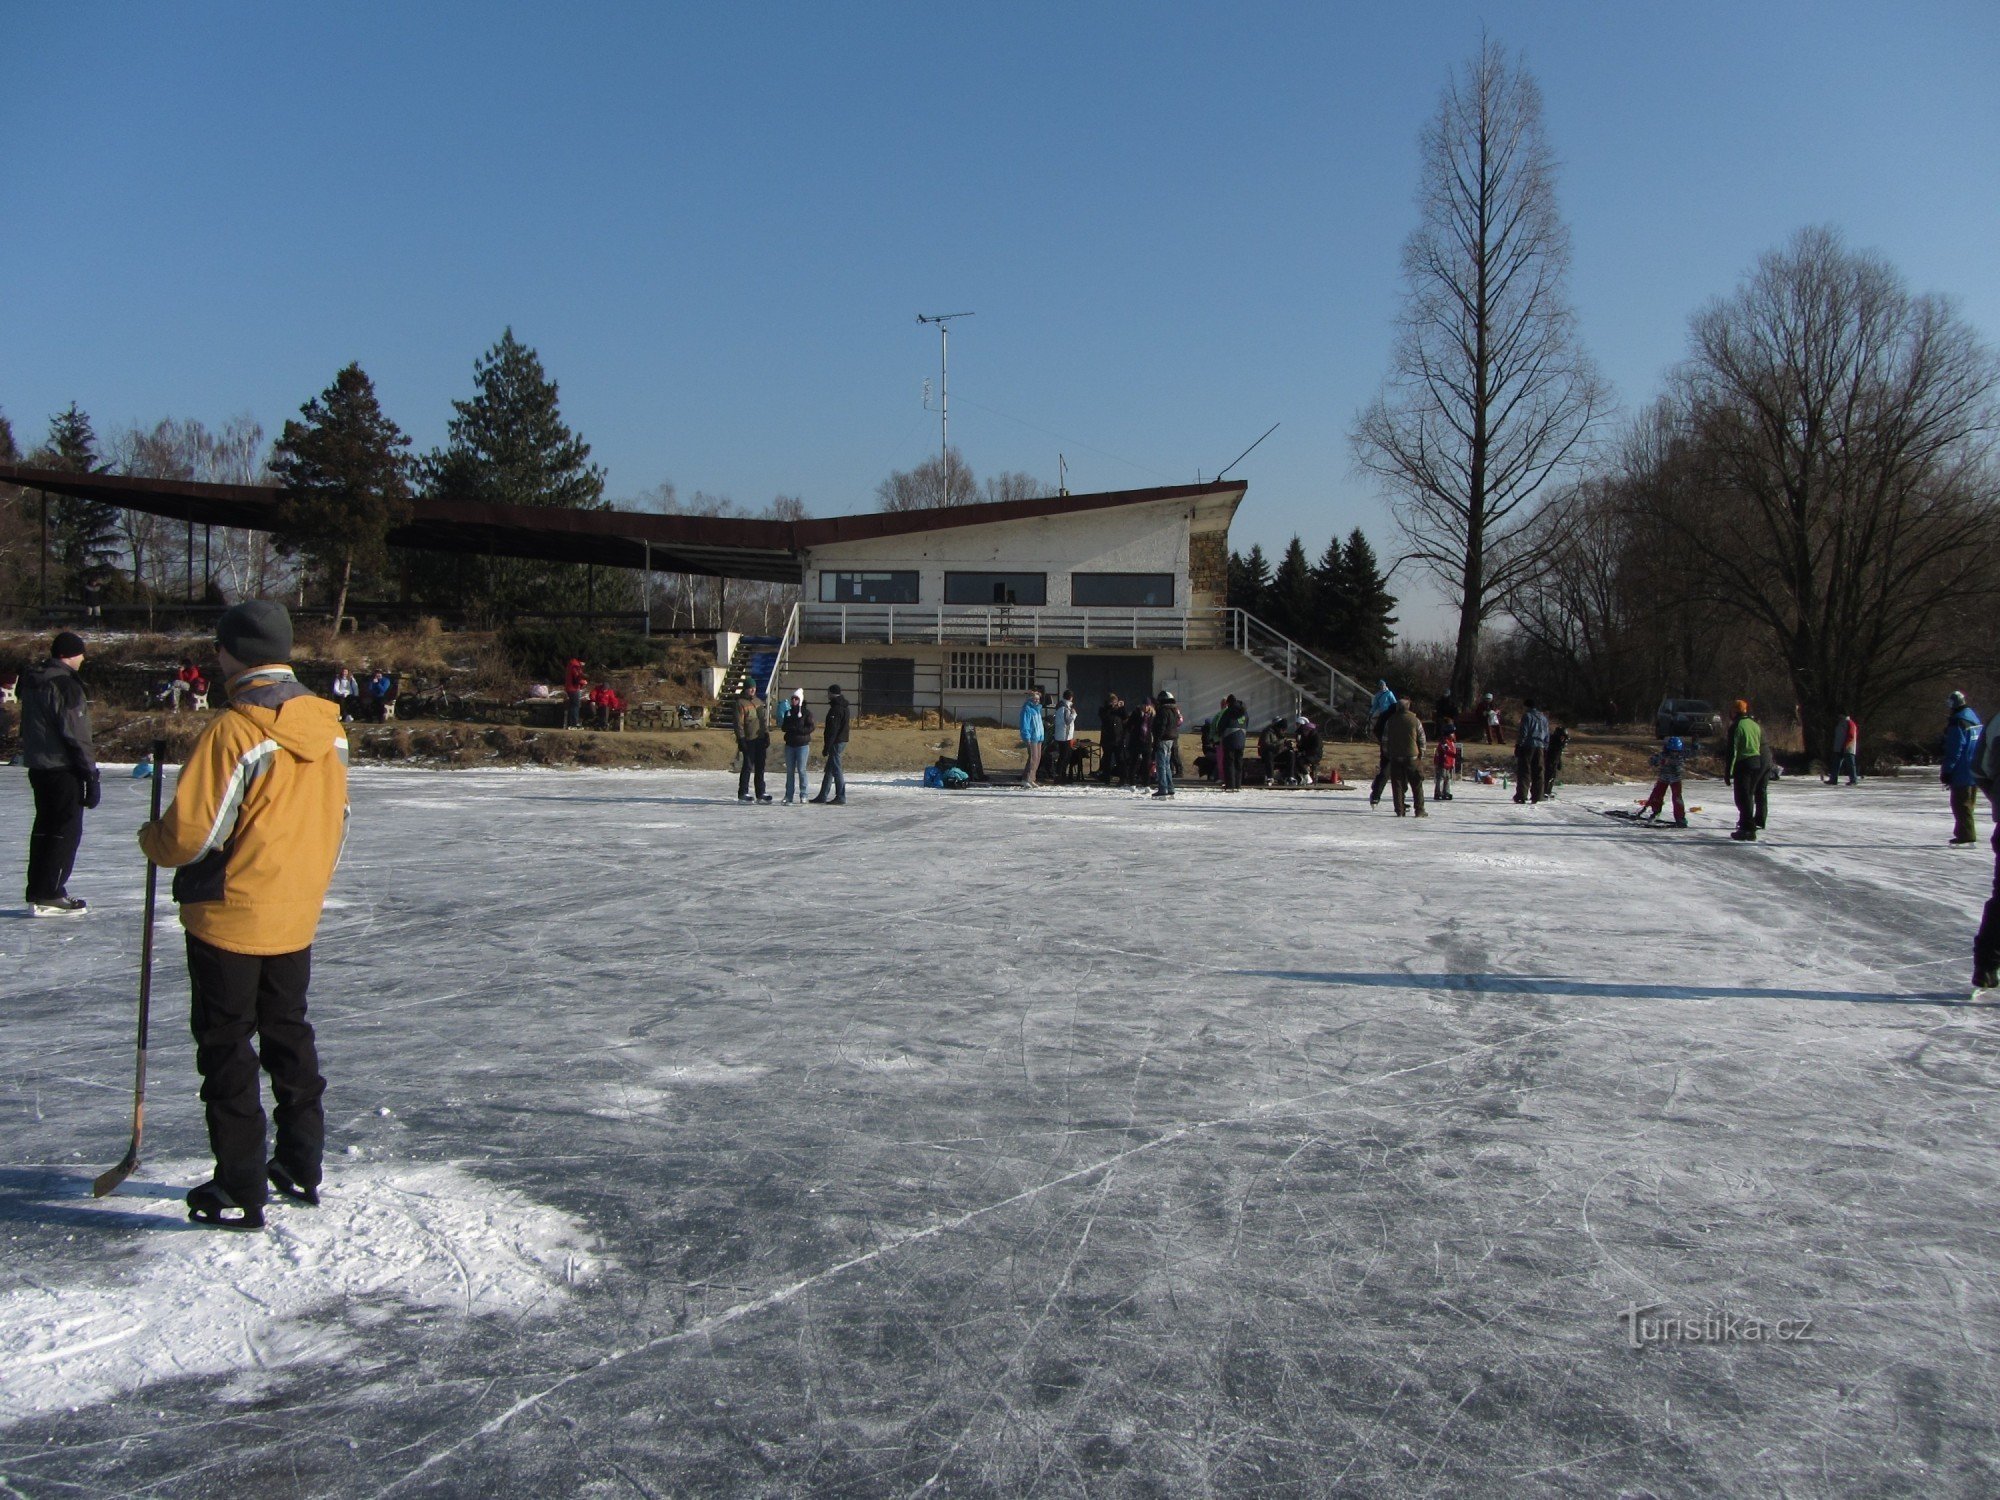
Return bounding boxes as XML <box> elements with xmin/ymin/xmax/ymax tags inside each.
<box><xmin>798</xmin><ymin>603</ymin><xmax>1230</xmax><ymax>651</ymax></box>
<box><xmin>1223</xmin><ymin>609</ymin><xmax>1373</xmax><ymax>714</ymax></box>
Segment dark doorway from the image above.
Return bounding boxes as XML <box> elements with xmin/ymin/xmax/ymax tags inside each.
<box><xmin>1066</xmin><ymin>655</ymin><xmax>1154</xmax><ymax>730</ymax></box>
<box><xmin>860</xmin><ymin>657</ymin><xmax>916</xmax><ymax>717</ymax></box>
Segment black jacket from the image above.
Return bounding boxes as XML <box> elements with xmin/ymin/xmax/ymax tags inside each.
<box><xmin>1099</xmin><ymin>700</ymin><xmax>1125</xmax><ymax>739</ymax></box>
<box><xmin>780</xmin><ymin>699</ymin><xmax>816</xmax><ymax>747</ymax></box>
<box><xmin>822</xmin><ymin>690</ymin><xmax>850</xmax><ymax>749</ymax></box>
<box><xmin>1153</xmin><ymin>703</ymin><xmax>1183</xmax><ymax>745</ymax></box>
<box><xmin>1218</xmin><ymin>704</ymin><xmax>1249</xmax><ymax>746</ymax></box>
<box><xmin>20</xmin><ymin>658</ymin><xmax>96</xmax><ymax>775</ymax></box>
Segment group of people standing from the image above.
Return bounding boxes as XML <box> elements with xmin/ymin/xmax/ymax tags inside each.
<box><xmin>1075</xmin><ymin>688</ymin><xmax>1185</xmax><ymax>796</ymax></box>
<box><xmin>732</xmin><ymin>683</ymin><xmax>850</xmax><ymax>804</ymax></box>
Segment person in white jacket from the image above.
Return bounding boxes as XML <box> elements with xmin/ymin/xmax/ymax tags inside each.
<box><xmin>1050</xmin><ymin>689</ymin><xmax>1079</xmax><ymax>783</ymax></box>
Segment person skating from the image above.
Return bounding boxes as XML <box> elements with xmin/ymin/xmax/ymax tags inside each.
<box><xmin>1513</xmin><ymin>699</ymin><xmax>1550</xmax><ymax>804</ymax></box>
<box><xmin>1433</xmin><ymin>723</ymin><xmax>1459</xmax><ymax>803</ymax></box>
<box><xmin>138</xmin><ymin>602</ymin><xmax>348</xmax><ymax>1231</ymax></box>
<box><xmin>1150</xmin><ymin>690</ymin><xmax>1182</xmax><ymax>797</ymax></box>
<box><xmin>1383</xmin><ymin>697</ymin><xmax>1428</xmax><ymax>817</ymax></box>
<box><xmin>1218</xmin><ymin>695</ymin><xmax>1249</xmax><ymax>791</ymax></box>
<box><xmin>1726</xmin><ymin>699</ymin><xmax>1767</xmax><ymax>841</ymax></box>
<box><xmin>1971</xmin><ymin>717</ymin><xmax>1999</xmax><ymax>994</ymax></box>
<box><xmin>1642</xmin><ymin>737</ymin><xmax>1690</xmax><ymax>825</ymax></box>
<box><xmin>779</xmin><ymin>687</ymin><xmax>815</xmax><ymax>803</ymax></box>
<box><xmin>1831</xmin><ymin>711</ymin><xmax>1860</xmax><ymax>786</ymax></box>
<box><xmin>20</xmin><ymin>631</ymin><xmax>99</xmax><ymax>916</ymax></box>
<box><xmin>1017</xmin><ymin>687</ymin><xmax>1046</xmax><ymax>787</ymax></box>
<box><xmin>1943</xmin><ymin>691</ymin><xmax>1983</xmax><ymax>846</ymax></box>
<box><xmin>1367</xmin><ymin>679</ymin><xmax>1397</xmax><ymax>807</ymax></box>
<box><xmin>734</xmin><ymin>687</ymin><xmax>772</xmax><ymax>802</ymax></box>
<box><xmin>810</xmin><ymin>684</ymin><xmax>850</xmax><ymax>804</ymax></box>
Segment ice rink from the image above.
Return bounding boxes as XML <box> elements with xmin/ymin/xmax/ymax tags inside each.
<box><xmin>1</xmin><ymin>763</ymin><xmax>1997</xmax><ymax>1497</ymax></box>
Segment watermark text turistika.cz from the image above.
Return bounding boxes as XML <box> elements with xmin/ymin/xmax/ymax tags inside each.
<box><xmin>1620</xmin><ymin>1304</ymin><xmax>1815</xmax><ymax>1349</ymax></box>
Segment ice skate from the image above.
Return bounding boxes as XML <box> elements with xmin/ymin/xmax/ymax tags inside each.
<box><xmin>186</xmin><ymin>1181</ymin><xmax>266</xmax><ymax>1231</ymax></box>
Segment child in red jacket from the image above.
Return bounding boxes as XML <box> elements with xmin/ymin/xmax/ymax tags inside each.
<box><xmin>1433</xmin><ymin>725</ymin><xmax>1459</xmax><ymax>802</ymax></box>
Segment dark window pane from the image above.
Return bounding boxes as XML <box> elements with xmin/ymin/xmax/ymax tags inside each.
<box><xmin>820</xmin><ymin>571</ymin><xmax>920</xmax><ymax>604</ymax></box>
<box><xmin>944</xmin><ymin>572</ymin><xmax>1047</xmax><ymax>606</ymax></box>
<box><xmin>1072</xmin><ymin>573</ymin><xmax>1175</xmax><ymax>608</ymax></box>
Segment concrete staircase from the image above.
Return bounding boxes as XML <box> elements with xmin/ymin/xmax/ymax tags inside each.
<box><xmin>1224</xmin><ymin>609</ymin><xmax>1373</xmax><ymax>718</ymax></box>
<box><xmin>714</xmin><ymin>634</ymin><xmax>783</xmax><ymax>720</ymax></box>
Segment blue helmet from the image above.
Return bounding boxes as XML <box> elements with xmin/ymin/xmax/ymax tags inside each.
<box><xmin>1664</xmin><ymin>735</ymin><xmax>1685</xmax><ymax>752</ymax></box>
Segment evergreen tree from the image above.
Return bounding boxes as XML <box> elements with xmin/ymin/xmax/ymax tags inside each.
<box><xmin>39</xmin><ymin>405</ymin><xmax>122</xmax><ymax>602</ymax></box>
<box><xmin>271</xmin><ymin>364</ymin><xmax>413</xmax><ymax>627</ymax></box>
<box><xmin>0</xmin><ymin>408</ymin><xmax>34</xmax><ymax>602</ymax></box>
<box><xmin>1230</xmin><ymin>542</ymin><xmax>1273</xmax><ymax>614</ymax></box>
<box><xmin>1310</xmin><ymin>534</ymin><xmax>1351</xmax><ymax>658</ymax></box>
<box><xmin>1267</xmin><ymin>536</ymin><xmax>1316</xmax><ymax>643</ymax></box>
<box><xmin>1340</xmin><ymin>528</ymin><xmax>1399</xmax><ymax>676</ymax></box>
<box><xmin>412</xmin><ymin>329</ymin><xmax>613</xmax><ymax>618</ymax></box>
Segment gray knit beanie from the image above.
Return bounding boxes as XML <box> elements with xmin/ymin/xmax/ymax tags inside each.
<box><xmin>217</xmin><ymin>600</ymin><xmax>294</xmax><ymax>666</ymax></box>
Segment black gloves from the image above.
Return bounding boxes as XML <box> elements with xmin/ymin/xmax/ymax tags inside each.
<box><xmin>82</xmin><ymin>769</ymin><xmax>102</xmax><ymax>810</ymax></box>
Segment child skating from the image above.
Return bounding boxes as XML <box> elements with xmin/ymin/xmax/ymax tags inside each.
<box><xmin>1642</xmin><ymin>736</ymin><xmax>1690</xmax><ymax>826</ymax></box>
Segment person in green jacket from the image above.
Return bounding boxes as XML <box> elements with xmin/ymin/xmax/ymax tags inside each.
<box><xmin>1726</xmin><ymin>698</ymin><xmax>1768</xmax><ymax>841</ymax></box>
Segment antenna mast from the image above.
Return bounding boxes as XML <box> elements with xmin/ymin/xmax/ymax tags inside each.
<box><xmin>917</xmin><ymin>312</ymin><xmax>974</xmax><ymax>503</ymax></box>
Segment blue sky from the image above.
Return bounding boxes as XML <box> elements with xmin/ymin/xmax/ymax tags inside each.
<box><xmin>4</xmin><ymin>3</ymin><xmax>1996</xmax><ymax>636</ymax></box>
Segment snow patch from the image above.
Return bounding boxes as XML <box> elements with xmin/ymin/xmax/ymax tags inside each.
<box><xmin>0</xmin><ymin>1159</ymin><xmax>597</xmax><ymax>1424</ymax></box>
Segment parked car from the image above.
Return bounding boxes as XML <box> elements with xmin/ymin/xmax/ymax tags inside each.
<box><xmin>1655</xmin><ymin>697</ymin><xmax>1724</xmax><ymax>742</ymax></box>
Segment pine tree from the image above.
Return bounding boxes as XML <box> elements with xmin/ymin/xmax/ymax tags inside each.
<box><xmin>1268</xmin><ymin>537</ymin><xmax>1316</xmax><ymax>643</ymax></box>
<box><xmin>1230</xmin><ymin>542</ymin><xmax>1273</xmax><ymax>614</ymax></box>
<box><xmin>271</xmin><ymin>365</ymin><xmax>413</xmax><ymax>627</ymax></box>
<box><xmin>1310</xmin><ymin>534</ymin><xmax>1351</xmax><ymax>658</ymax></box>
<box><xmin>1341</xmin><ymin>528</ymin><xmax>1399</xmax><ymax>676</ymax></box>
<box><xmin>414</xmin><ymin>329</ymin><xmax>611</xmax><ymax>618</ymax></box>
<box><xmin>39</xmin><ymin>405</ymin><xmax>122</xmax><ymax>602</ymax></box>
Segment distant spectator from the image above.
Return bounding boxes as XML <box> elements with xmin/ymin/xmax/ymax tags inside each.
<box><xmin>811</xmin><ymin>684</ymin><xmax>850</xmax><ymax>804</ymax></box>
<box><xmin>367</xmin><ymin>668</ymin><xmax>397</xmax><ymax>723</ymax></box>
<box><xmin>1293</xmin><ymin>714</ymin><xmax>1323</xmax><ymax>783</ymax></box>
<box><xmin>1514</xmin><ymin>698</ymin><xmax>1550</xmax><ymax>805</ymax></box>
<box><xmin>1483</xmin><ymin>695</ymin><xmax>1502</xmax><ymax>744</ymax></box>
<box><xmin>1944</xmin><ymin>691</ymin><xmax>1983</xmax><ymax>846</ymax></box>
<box><xmin>590</xmin><ymin>683</ymin><xmax>625</xmax><ymax>731</ymax></box>
<box><xmin>169</xmin><ymin>657</ymin><xmax>208</xmax><ymax>713</ymax></box>
<box><xmin>1546</xmin><ymin>723</ymin><xmax>1569</xmax><ymax>797</ymax></box>
<box><xmin>1150</xmin><ymin>690</ymin><xmax>1182</xmax><ymax>798</ymax></box>
<box><xmin>1383</xmin><ymin>697</ymin><xmax>1428</xmax><ymax>817</ymax></box>
<box><xmin>1051</xmin><ymin>689</ymin><xmax>1079</xmax><ymax>783</ymax></box>
<box><xmin>563</xmin><ymin>655</ymin><xmax>587</xmax><ymax>730</ymax></box>
<box><xmin>1433</xmin><ymin>724</ymin><xmax>1459</xmax><ymax>803</ymax></box>
<box><xmin>735</xmin><ymin>688</ymin><xmax>771</xmax><ymax>802</ymax></box>
<box><xmin>1831</xmin><ymin>712</ymin><xmax>1860</xmax><ymax>786</ymax></box>
<box><xmin>1726</xmin><ymin>699</ymin><xmax>1768</xmax><ymax>841</ymax></box>
<box><xmin>1218</xmin><ymin>695</ymin><xmax>1249</xmax><ymax>792</ymax></box>
<box><xmin>1098</xmin><ymin>692</ymin><xmax>1127</xmax><ymax>783</ymax></box>
<box><xmin>1128</xmin><ymin>700</ymin><xmax>1156</xmax><ymax>787</ymax></box>
<box><xmin>779</xmin><ymin>687</ymin><xmax>815</xmax><ymax>804</ymax></box>
<box><xmin>1018</xmin><ymin>687</ymin><xmax>1046</xmax><ymax>788</ymax></box>
<box><xmin>330</xmin><ymin>665</ymin><xmax>359</xmax><ymax>723</ymax></box>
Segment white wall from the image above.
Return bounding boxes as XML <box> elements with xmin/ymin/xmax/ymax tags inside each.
<box><xmin>806</xmin><ymin>499</ymin><xmax>1195</xmax><ymax>608</ymax></box>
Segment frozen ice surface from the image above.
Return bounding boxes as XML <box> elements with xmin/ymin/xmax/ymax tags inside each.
<box><xmin>1</xmin><ymin>764</ymin><xmax>1996</xmax><ymax>1496</ymax></box>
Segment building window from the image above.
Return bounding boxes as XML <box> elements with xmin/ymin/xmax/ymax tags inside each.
<box><xmin>948</xmin><ymin>651</ymin><xmax>1037</xmax><ymax>692</ymax></box>
<box><xmin>820</xmin><ymin>571</ymin><xmax>920</xmax><ymax>604</ymax></box>
<box><xmin>944</xmin><ymin>571</ymin><xmax>1047</xmax><ymax>606</ymax></box>
<box><xmin>1071</xmin><ymin>572</ymin><xmax>1175</xmax><ymax>608</ymax></box>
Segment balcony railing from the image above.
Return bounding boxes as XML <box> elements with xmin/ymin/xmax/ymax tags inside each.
<box><xmin>798</xmin><ymin>603</ymin><xmax>1231</xmax><ymax>651</ymax></box>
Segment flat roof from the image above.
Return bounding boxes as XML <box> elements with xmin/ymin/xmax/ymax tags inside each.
<box><xmin>0</xmin><ymin>467</ymin><xmax>1244</xmax><ymax>585</ymax></box>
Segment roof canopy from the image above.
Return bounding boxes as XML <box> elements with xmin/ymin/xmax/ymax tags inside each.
<box><xmin>0</xmin><ymin>467</ymin><xmax>1244</xmax><ymax>585</ymax></box>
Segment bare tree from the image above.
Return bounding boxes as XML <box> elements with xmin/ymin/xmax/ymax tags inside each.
<box><xmin>1352</xmin><ymin>38</ymin><xmax>1607</xmax><ymax>707</ymax></box>
<box><xmin>1643</xmin><ymin>226</ymin><xmax>2000</xmax><ymax>756</ymax></box>
<box><xmin>876</xmin><ymin>446</ymin><xmax>981</xmax><ymax>511</ymax></box>
<box><xmin>981</xmin><ymin>471</ymin><xmax>1053</xmax><ymax>503</ymax></box>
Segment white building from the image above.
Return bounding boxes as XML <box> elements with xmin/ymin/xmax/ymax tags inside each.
<box><xmin>721</xmin><ymin>480</ymin><xmax>1368</xmax><ymax>730</ymax></box>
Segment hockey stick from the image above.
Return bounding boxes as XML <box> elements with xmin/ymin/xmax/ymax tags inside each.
<box><xmin>93</xmin><ymin>739</ymin><xmax>167</xmax><ymax>1198</ymax></box>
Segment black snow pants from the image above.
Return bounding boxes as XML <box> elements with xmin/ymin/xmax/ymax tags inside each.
<box><xmin>187</xmin><ymin>935</ymin><xmax>325</xmax><ymax>1205</ymax></box>
<box><xmin>1732</xmin><ymin>770</ymin><xmax>1769</xmax><ymax>834</ymax></box>
<box><xmin>25</xmin><ymin>767</ymin><xmax>84</xmax><ymax>902</ymax></box>
<box><xmin>737</xmin><ymin>740</ymin><xmax>768</xmax><ymax>799</ymax></box>
<box><xmin>1976</xmin><ymin>824</ymin><xmax>2000</xmax><ymax>982</ymax></box>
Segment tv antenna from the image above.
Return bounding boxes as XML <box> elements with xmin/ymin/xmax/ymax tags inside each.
<box><xmin>1215</xmin><ymin>422</ymin><xmax>1279</xmax><ymax>482</ymax></box>
<box><xmin>918</xmin><ymin>312</ymin><xmax>974</xmax><ymax>502</ymax></box>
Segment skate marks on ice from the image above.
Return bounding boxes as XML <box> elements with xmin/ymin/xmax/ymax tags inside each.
<box><xmin>1237</xmin><ymin>970</ymin><xmax>1971</xmax><ymax>1007</ymax></box>
<box><xmin>0</xmin><ymin>1159</ymin><xmax>597</xmax><ymax>1424</ymax></box>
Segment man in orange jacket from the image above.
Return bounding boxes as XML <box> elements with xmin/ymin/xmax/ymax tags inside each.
<box><xmin>139</xmin><ymin>601</ymin><xmax>349</xmax><ymax>1230</ymax></box>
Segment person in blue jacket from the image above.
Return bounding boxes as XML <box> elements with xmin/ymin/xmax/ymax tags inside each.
<box><xmin>1944</xmin><ymin>690</ymin><xmax>1984</xmax><ymax>845</ymax></box>
<box><xmin>1018</xmin><ymin>687</ymin><xmax>1047</xmax><ymax>788</ymax></box>
<box><xmin>1366</xmin><ymin>679</ymin><xmax>1398</xmax><ymax>807</ymax></box>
